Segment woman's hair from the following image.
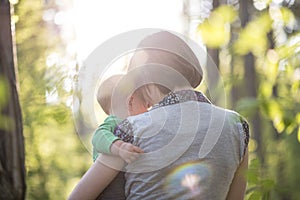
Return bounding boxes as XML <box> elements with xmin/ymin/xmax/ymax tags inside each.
<box><xmin>128</xmin><ymin>31</ymin><xmax>203</xmax><ymax>89</ymax></box>
<box><xmin>96</xmin><ymin>74</ymin><xmax>124</xmax><ymax>115</ymax></box>
<box><xmin>122</xmin><ymin>31</ymin><xmax>203</xmax><ymax>106</ymax></box>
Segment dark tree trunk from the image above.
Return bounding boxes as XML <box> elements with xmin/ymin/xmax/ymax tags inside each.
<box><xmin>230</xmin><ymin>29</ymin><xmax>239</xmax><ymax>108</ymax></box>
<box><xmin>206</xmin><ymin>0</ymin><xmax>220</xmax><ymax>105</ymax></box>
<box><xmin>0</xmin><ymin>0</ymin><xmax>26</xmax><ymax>199</ymax></box>
<box><xmin>239</xmin><ymin>0</ymin><xmax>264</xmax><ymax>163</ymax></box>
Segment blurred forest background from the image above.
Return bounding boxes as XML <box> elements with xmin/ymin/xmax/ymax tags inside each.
<box><xmin>0</xmin><ymin>0</ymin><xmax>300</xmax><ymax>199</ymax></box>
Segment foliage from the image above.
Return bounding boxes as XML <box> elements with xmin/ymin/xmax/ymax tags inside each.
<box><xmin>233</xmin><ymin>12</ymin><xmax>272</xmax><ymax>56</ymax></box>
<box><xmin>14</xmin><ymin>0</ymin><xmax>91</xmax><ymax>199</ymax></box>
<box><xmin>246</xmin><ymin>158</ymin><xmax>275</xmax><ymax>200</ymax></box>
<box><xmin>199</xmin><ymin>2</ymin><xmax>300</xmax><ymax>200</ymax></box>
<box><xmin>0</xmin><ymin>77</ymin><xmax>12</xmax><ymax>131</ymax></box>
<box><xmin>198</xmin><ymin>5</ymin><xmax>237</xmax><ymax>48</ymax></box>
<box><xmin>12</xmin><ymin>0</ymin><xmax>300</xmax><ymax>199</ymax></box>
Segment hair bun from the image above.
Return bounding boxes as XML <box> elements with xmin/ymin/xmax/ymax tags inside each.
<box><xmin>129</xmin><ymin>31</ymin><xmax>203</xmax><ymax>88</ymax></box>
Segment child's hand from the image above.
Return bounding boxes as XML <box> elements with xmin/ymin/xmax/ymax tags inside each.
<box><xmin>110</xmin><ymin>140</ymin><xmax>144</xmax><ymax>163</ymax></box>
<box><xmin>119</xmin><ymin>142</ymin><xmax>144</xmax><ymax>163</ymax></box>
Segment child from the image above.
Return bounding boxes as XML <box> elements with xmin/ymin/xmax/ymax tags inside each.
<box><xmin>92</xmin><ymin>74</ymin><xmax>145</xmax><ymax>164</ymax></box>
<box><xmin>69</xmin><ymin>74</ymin><xmax>147</xmax><ymax>200</ymax></box>
<box><xmin>68</xmin><ymin>73</ymin><xmax>170</xmax><ymax>200</ymax></box>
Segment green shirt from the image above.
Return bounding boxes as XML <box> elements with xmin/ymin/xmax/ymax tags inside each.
<box><xmin>92</xmin><ymin>115</ymin><xmax>123</xmax><ymax>162</ymax></box>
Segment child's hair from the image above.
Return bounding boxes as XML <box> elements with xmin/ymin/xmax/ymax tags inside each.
<box><xmin>116</xmin><ymin>65</ymin><xmax>172</xmax><ymax>109</ymax></box>
<box><xmin>96</xmin><ymin>74</ymin><xmax>124</xmax><ymax>115</ymax></box>
<box><xmin>133</xmin><ymin>84</ymin><xmax>170</xmax><ymax>107</ymax></box>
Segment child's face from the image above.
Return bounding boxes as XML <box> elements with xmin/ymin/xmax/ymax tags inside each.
<box><xmin>128</xmin><ymin>94</ymin><xmax>148</xmax><ymax>116</ymax></box>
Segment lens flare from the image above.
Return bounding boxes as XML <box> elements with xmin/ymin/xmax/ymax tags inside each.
<box><xmin>181</xmin><ymin>174</ymin><xmax>200</xmax><ymax>192</ymax></box>
<box><xmin>164</xmin><ymin>161</ymin><xmax>211</xmax><ymax>199</ymax></box>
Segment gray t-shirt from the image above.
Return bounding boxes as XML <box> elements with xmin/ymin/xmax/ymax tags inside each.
<box><xmin>114</xmin><ymin>90</ymin><xmax>249</xmax><ymax>200</ymax></box>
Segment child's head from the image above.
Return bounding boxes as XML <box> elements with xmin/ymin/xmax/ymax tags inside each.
<box><xmin>97</xmin><ymin>74</ymin><xmax>150</xmax><ymax>117</ymax></box>
<box><xmin>96</xmin><ymin>74</ymin><xmax>124</xmax><ymax>115</ymax></box>
<box><xmin>129</xmin><ymin>83</ymin><xmax>170</xmax><ymax>111</ymax></box>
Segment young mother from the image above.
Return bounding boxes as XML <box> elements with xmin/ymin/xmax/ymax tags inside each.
<box><xmin>69</xmin><ymin>31</ymin><xmax>249</xmax><ymax>200</ymax></box>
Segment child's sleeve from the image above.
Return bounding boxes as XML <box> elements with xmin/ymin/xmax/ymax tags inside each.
<box><xmin>92</xmin><ymin>115</ymin><xmax>123</xmax><ymax>155</ymax></box>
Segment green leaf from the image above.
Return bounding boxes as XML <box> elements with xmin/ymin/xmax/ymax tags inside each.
<box><xmin>286</xmin><ymin>122</ymin><xmax>297</xmax><ymax>135</ymax></box>
<box><xmin>297</xmin><ymin>126</ymin><xmax>300</xmax><ymax>143</ymax></box>
<box><xmin>259</xmin><ymin>82</ymin><xmax>273</xmax><ymax>98</ymax></box>
<box><xmin>236</xmin><ymin>97</ymin><xmax>259</xmax><ymax>117</ymax></box>
<box><xmin>0</xmin><ymin>77</ymin><xmax>9</xmax><ymax>108</ymax></box>
<box><xmin>267</xmin><ymin>100</ymin><xmax>285</xmax><ymax>133</ymax></box>
<box><xmin>215</xmin><ymin>5</ymin><xmax>238</xmax><ymax>23</ymax></box>
<box><xmin>198</xmin><ymin>5</ymin><xmax>237</xmax><ymax>48</ymax></box>
<box><xmin>234</xmin><ymin>12</ymin><xmax>272</xmax><ymax>55</ymax></box>
<box><xmin>280</xmin><ymin>7</ymin><xmax>296</xmax><ymax>28</ymax></box>
<box><xmin>247</xmin><ymin>159</ymin><xmax>260</xmax><ymax>184</ymax></box>
<box><xmin>248</xmin><ymin>191</ymin><xmax>262</xmax><ymax>200</ymax></box>
<box><xmin>262</xmin><ymin>179</ymin><xmax>275</xmax><ymax>190</ymax></box>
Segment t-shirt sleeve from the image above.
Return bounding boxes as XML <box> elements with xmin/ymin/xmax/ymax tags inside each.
<box><xmin>113</xmin><ymin>119</ymin><xmax>134</xmax><ymax>144</ymax></box>
<box><xmin>236</xmin><ymin>116</ymin><xmax>250</xmax><ymax>162</ymax></box>
<box><xmin>92</xmin><ymin>115</ymin><xmax>122</xmax><ymax>156</ymax></box>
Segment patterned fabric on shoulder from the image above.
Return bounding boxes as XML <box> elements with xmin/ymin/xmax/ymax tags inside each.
<box><xmin>152</xmin><ymin>90</ymin><xmax>211</xmax><ymax>109</ymax></box>
<box><xmin>114</xmin><ymin>119</ymin><xmax>134</xmax><ymax>144</ymax></box>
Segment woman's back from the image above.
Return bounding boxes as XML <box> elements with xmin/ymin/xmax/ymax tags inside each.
<box><xmin>120</xmin><ymin>90</ymin><xmax>249</xmax><ymax>200</ymax></box>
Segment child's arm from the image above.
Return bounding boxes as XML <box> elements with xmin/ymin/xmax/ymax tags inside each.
<box><xmin>92</xmin><ymin>115</ymin><xmax>144</xmax><ymax>163</ymax></box>
<box><xmin>92</xmin><ymin>115</ymin><xmax>122</xmax><ymax>155</ymax></box>
<box><xmin>110</xmin><ymin>140</ymin><xmax>144</xmax><ymax>163</ymax></box>
<box><xmin>68</xmin><ymin>154</ymin><xmax>124</xmax><ymax>200</ymax></box>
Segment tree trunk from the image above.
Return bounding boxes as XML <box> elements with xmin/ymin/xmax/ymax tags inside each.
<box><xmin>0</xmin><ymin>0</ymin><xmax>26</xmax><ymax>199</ymax></box>
<box><xmin>239</xmin><ymin>0</ymin><xmax>264</xmax><ymax>163</ymax></box>
<box><xmin>206</xmin><ymin>0</ymin><xmax>221</xmax><ymax>105</ymax></box>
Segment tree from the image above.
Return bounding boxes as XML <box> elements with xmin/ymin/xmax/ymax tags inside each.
<box><xmin>0</xmin><ymin>0</ymin><xmax>26</xmax><ymax>199</ymax></box>
<box><xmin>198</xmin><ymin>1</ymin><xmax>300</xmax><ymax>199</ymax></box>
<box><xmin>14</xmin><ymin>0</ymin><xmax>91</xmax><ymax>199</ymax></box>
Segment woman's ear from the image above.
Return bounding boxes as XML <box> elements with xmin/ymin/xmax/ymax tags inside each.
<box><xmin>145</xmin><ymin>102</ymin><xmax>151</xmax><ymax>109</ymax></box>
<box><xmin>127</xmin><ymin>96</ymin><xmax>134</xmax><ymax>111</ymax></box>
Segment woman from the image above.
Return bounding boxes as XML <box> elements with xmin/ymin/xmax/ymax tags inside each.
<box><xmin>69</xmin><ymin>31</ymin><xmax>249</xmax><ymax>200</ymax></box>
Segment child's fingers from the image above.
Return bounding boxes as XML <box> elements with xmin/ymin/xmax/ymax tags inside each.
<box><xmin>124</xmin><ymin>156</ymin><xmax>136</xmax><ymax>164</ymax></box>
<box><xmin>128</xmin><ymin>155</ymin><xmax>139</xmax><ymax>163</ymax></box>
<box><xmin>131</xmin><ymin>146</ymin><xmax>144</xmax><ymax>153</ymax></box>
<box><xmin>120</xmin><ymin>142</ymin><xmax>144</xmax><ymax>154</ymax></box>
<box><xmin>124</xmin><ymin>152</ymin><xmax>141</xmax><ymax>163</ymax></box>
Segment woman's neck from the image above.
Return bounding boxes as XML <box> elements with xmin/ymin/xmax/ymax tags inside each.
<box><xmin>172</xmin><ymin>85</ymin><xmax>194</xmax><ymax>93</ymax></box>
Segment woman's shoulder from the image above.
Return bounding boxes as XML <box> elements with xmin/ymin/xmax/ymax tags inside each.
<box><xmin>221</xmin><ymin>108</ymin><xmax>250</xmax><ymax>161</ymax></box>
<box><xmin>213</xmin><ymin>106</ymin><xmax>248</xmax><ymax>124</ymax></box>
